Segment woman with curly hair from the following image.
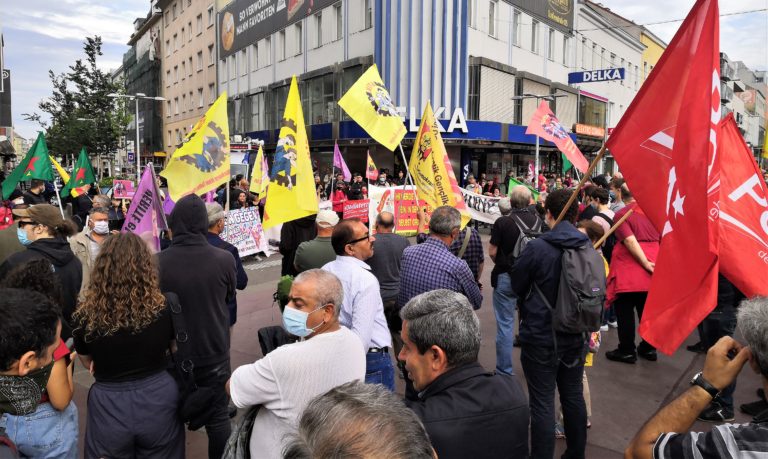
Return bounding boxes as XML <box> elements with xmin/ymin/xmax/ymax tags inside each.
<box><xmin>72</xmin><ymin>232</ymin><xmax>183</xmax><ymax>458</ymax></box>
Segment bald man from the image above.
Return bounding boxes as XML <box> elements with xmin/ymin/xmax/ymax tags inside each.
<box><xmin>366</xmin><ymin>212</ymin><xmax>411</xmax><ymax>357</ymax></box>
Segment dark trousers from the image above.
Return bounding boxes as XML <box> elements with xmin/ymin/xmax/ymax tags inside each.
<box><xmin>615</xmin><ymin>292</ymin><xmax>655</xmax><ymax>355</ymax></box>
<box><xmin>521</xmin><ymin>343</ymin><xmax>587</xmax><ymax>459</ymax></box>
<box><xmin>195</xmin><ymin>360</ymin><xmax>232</xmax><ymax>459</ymax></box>
<box><xmin>701</xmin><ymin>305</ymin><xmax>738</xmax><ymax>408</ymax></box>
<box><xmin>85</xmin><ymin>371</ymin><xmax>184</xmax><ymax>459</ymax></box>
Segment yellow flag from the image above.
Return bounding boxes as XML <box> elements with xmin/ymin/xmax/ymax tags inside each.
<box><xmin>365</xmin><ymin>151</ymin><xmax>378</xmax><ymax>180</ymax></box>
<box><xmin>48</xmin><ymin>155</ymin><xmax>81</xmax><ymax>197</ymax></box>
<box><xmin>249</xmin><ymin>145</ymin><xmax>269</xmax><ymax>196</ymax></box>
<box><xmin>408</xmin><ymin>102</ymin><xmax>470</xmax><ymax>228</ymax></box>
<box><xmin>263</xmin><ymin>77</ymin><xmax>318</xmax><ymax>229</ymax></box>
<box><xmin>338</xmin><ymin>64</ymin><xmax>406</xmax><ymax>151</ymax></box>
<box><xmin>160</xmin><ymin>92</ymin><xmax>230</xmax><ymax>201</ymax></box>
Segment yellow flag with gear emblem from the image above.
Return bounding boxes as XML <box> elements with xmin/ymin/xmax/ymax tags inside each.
<box><xmin>263</xmin><ymin>76</ymin><xmax>318</xmax><ymax>229</ymax></box>
<box><xmin>408</xmin><ymin>102</ymin><xmax>471</xmax><ymax>228</ymax></box>
<box><xmin>338</xmin><ymin>64</ymin><xmax>406</xmax><ymax>152</ymax></box>
<box><xmin>160</xmin><ymin>92</ymin><xmax>230</xmax><ymax>202</ymax></box>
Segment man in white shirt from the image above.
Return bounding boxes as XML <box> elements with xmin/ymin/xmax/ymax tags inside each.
<box><xmin>226</xmin><ymin>269</ymin><xmax>366</xmax><ymax>459</ymax></box>
<box><xmin>322</xmin><ymin>218</ymin><xmax>395</xmax><ymax>390</ymax></box>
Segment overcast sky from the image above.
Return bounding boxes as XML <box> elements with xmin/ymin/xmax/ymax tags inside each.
<box><xmin>2</xmin><ymin>0</ymin><xmax>766</xmax><ymax>140</ymax></box>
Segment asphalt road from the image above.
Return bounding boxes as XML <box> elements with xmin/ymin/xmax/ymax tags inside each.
<box><xmin>72</xmin><ymin>232</ymin><xmax>763</xmax><ymax>458</ymax></box>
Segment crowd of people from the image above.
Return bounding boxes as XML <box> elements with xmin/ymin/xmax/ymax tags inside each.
<box><xmin>1</xmin><ymin>165</ymin><xmax>767</xmax><ymax>459</ymax></box>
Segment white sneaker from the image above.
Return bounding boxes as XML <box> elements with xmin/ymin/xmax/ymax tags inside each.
<box><xmin>600</xmin><ymin>324</ymin><xmax>609</xmax><ymax>332</ymax></box>
<box><xmin>608</xmin><ymin>321</ymin><xmax>618</xmax><ymax>328</ymax></box>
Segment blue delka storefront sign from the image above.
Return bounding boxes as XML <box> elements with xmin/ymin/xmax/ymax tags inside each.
<box><xmin>568</xmin><ymin>68</ymin><xmax>625</xmax><ymax>84</ymax></box>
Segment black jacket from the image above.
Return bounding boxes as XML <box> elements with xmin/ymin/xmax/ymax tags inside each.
<box><xmin>22</xmin><ymin>190</ymin><xmax>47</xmax><ymax>206</ymax></box>
<box><xmin>406</xmin><ymin>363</ymin><xmax>529</xmax><ymax>459</ymax></box>
<box><xmin>279</xmin><ymin>215</ymin><xmax>317</xmax><ymax>276</ymax></box>
<box><xmin>206</xmin><ymin>232</ymin><xmax>248</xmax><ymax>326</ymax></box>
<box><xmin>0</xmin><ymin>238</ymin><xmax>82</xmax><ymax>331</ymax></box>
<box><xmin>510</xmin><ymin>220</ymin><xmax>589</xmax><ymax>348</ymax></box>
<box><xmin>158</xmin><ymin>195</ymin><xmax>236</xmax><ymax>367</ymax></box>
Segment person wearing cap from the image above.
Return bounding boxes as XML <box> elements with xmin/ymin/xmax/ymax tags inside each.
<box><xmin>205</xmin><ymin>202</ymin><xmax>248</xmax><ymax>327</ymax></box>
<box><xmin>0</xmin><ymin>204</ymin><xmax>81</xmax><ymax>338</ymax></box>
<box><xmin>294</xmin><ymin>210</ymin><xmax>339</xmax><ymax>274</ymax></box>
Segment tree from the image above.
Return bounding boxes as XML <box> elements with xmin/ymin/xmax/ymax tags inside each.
<box><xmin>23</xmin><ymin>36</ymin><xmax>130</xmax><ymax>176</ymax></box>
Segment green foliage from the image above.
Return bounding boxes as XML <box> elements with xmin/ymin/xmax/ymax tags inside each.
<box><xmin>23</xmin><ymin>36</ymin><xmax>130</xmax><ymax>169</ymax></box>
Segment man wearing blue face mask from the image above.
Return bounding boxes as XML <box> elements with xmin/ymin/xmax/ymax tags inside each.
<box><xmin>69</xmin><ymin>207</ymin><xmax>112</xmax><ymax>292</ymax></box>
<box><xmin>226</xmin><ymin>269</ymin><xmax>365</xmax><ymax>459</ymax></box>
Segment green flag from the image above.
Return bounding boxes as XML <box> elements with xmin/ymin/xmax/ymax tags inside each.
<box><xmin>507</xmin><ymin>177</ymin><xmax>539</xmax><ymax>201</ymax></box>
<box><xmin>1</xmin><ymin>132</ymin><xmax>54</xmax><ymax>199</ymax></box>
<box><xmin>60</xmin><ymin>148</ymin><xmax>97</xmax><ymax>197</ymax></box>
<box><xmin>562</xmin><ymin>153</ymin><xmax>573</xmax><ymax>174</ymax></box>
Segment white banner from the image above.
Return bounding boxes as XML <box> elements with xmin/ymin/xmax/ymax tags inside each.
<box><xmin>460</xmin><ymin>189</ymin><xmax>502</xmax><ymax>224</ymax></box>
<box><xmin>221</xmin><ymin>207</ymin><xmax>272</xmax><ymax>257</ymax></box>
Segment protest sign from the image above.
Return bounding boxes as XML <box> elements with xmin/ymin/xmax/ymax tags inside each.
<box><xmin>113</xmin><ymin>180</ymin><xmax>135</xmax><ymax>199</ymax></box>
<box><xmin>460</xmin><ymin>188</ymin><xmax>503</xmax><ymax>224</ymax></box>
<box><xmin>343</xmin><ymin>200</ymin><xmax>369</xmax><ymax>222</ymax></box>
<box><xmin>221</xmin><ymin>207</ymin><xmax>271</xmax><ymax>257</ymax></box>
<box><xmin>394</xmin><ymin>189</ymin><xmax>433</xmax><ymax>235</ymax></box>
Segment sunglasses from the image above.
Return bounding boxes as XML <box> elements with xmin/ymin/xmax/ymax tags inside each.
<box><xmin>346</xmin><ymin>234</ymin><xmax>370</xmax><ymax>246</ymax></box>
<box><xmin>17</xmin><ymin>220</ymin><xmax>38</xmax><ymax>228</ymax></box>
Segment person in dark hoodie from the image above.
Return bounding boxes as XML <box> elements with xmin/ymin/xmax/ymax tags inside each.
<box><xmin>205</xmin><ymin>202</ymin><xmax>248</xmax><ymax>327</ymax></box>
<box><xmin>157</xmin><ymin>194</ymin><xmax>236</xmax><ymax>459</ymax></box>
<box><xmin>509</xmin><ymin>189</ymin><xmax>590</xmax><ymax>459</ymax></box>
<box><xmin>0</xmin><ymin>204</ymin><xmax>81</xmax><ymax>339</ymax></box>
<box><xmin>279</xmin><ymin>214</ymin><xmax>317</xmax><ymax>276</ymax></box>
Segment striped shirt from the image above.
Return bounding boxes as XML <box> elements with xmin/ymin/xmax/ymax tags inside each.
<box><xmin>653</xmin><ymin>422</ymin><xmax>768</xmax><ymax>458</ymax></box>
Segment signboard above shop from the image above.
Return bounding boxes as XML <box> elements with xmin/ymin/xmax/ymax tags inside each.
<box><xmin>511</xmin><ymin>0</ymin><xmax>575</xmax><ymax>32</ymax></box>
<box><xmin>568</xmin><ymin>68</ymin><xmax>625</xmax><ymax>84</ymax></box>
<box><xmin>219</xmin><ymin>0</ymin><xmax>338</xmax><ymax>59</ymax></box>
<box><xmin>573</xmin><ymin>124</ymin><xmax>605</xmax><ymax>138</ymax></box>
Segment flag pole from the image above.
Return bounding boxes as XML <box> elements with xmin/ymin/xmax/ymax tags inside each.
<box><xmin>553</xmin><ymin>145</ymin><xmax>606</xmax><ymax>227</ymax></box>
<box><xmin>53</xmin><ymin>180</ymin><xmax>65</xmax><ymax>219</ymax></box>
<box><xmin>593</xmin><ymin>208</ymin><xmax>633</xmax><ymax>249</ymax></box>
<box><xmin>397</xmin><ymin>143</ymin><xmax>422</xmax><ymax>209</ymax></box>
<box><xmin>148</xmin><ymin>164</ymin><xmax>168</xmax><ymax>228</ymax></box>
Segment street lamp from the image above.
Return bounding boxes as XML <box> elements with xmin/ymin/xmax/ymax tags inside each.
<box><xmin>108</xmin><ymin>92</ymin><xmax>166</xmax><ymax>181</ymax></box>
<box><xmin>511</xmin><ymin>93</ymin><xmax>568</xmax><ymax>189</ymax></box>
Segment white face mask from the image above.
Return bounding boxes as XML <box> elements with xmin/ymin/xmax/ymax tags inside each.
<box><xmin>92</xmin><ymin>221</ymin><xmax>110</xmax><ymax>235</ymax></box>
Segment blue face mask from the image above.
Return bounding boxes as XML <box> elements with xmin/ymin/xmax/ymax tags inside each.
<box><xmin>282</xmin><ymin>305</ymin><xmax>325</xmax><ymax>337</ymax></box>
<box><xmin>17</xmin><ymin>227</ymin><xmax>32</xmax><ymax>246</ymax></box>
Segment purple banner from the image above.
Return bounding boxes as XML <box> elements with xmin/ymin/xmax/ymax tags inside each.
<box><xmin>122</xmin><ymin>166</ymin><xmax>168</xmax><ymax>252</ymax></box>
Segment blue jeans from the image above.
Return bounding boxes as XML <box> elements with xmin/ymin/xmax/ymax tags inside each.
<box><xmin>701</xmin><ymin>305</ymin><xmax>738</xmax><ymax>409</ymax></box>
<box><xmin>0</xmin><ymin>401</ymin><xmax>78</xmax><ymax>459</ymax></box>
<box><xmin>365</xmin><ymin>351</ymin><xmax>395</xmax><ymax>391</ymax></box>
<box><xmin>493</xmin><ymin>273</ymin><xmax>517</xmax><ymax>375</ymax></box>
<box><xmin>521</xmin><ymin>343</ymin><xmax>587</xmax><ymax>459</ymax></box>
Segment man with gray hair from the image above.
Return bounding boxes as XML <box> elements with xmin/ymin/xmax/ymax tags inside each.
<box><xmin>69</xmin><ymin>206</ymin><xmax>112</xmax><ymax>290</ymax></box>
<box><xmin>399</xmin><ymin>289</ymin><xmax>529</xmax><ymax>458</ymax></box>
<box><xmin>283</xmin><ymin>381</ymin><xmax>434</xmax><ymax>459</ymax></box>
<box><xmin>205</xmin><ymin>202</ymin><xmax>248</xmax><ymax>327</ymax></box>
<box><xmin>627</xmin><ymin>296</ymin><xmax>768</xmax><ymax>458</ymax></box>
<box><xmin>488</xmin><ymin>185</ymin><xmax>542</xmax><ymax>376</ymax></box>
<box><xmin>226</xmin><ymin>269</ymin><xmax>366</xmax><ymax>459</ymax></box>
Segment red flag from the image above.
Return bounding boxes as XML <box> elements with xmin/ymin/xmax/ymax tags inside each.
<box><xmin>525</xmin><ymin>101</ymin><xmax>589</xmax><ymax>173</ymax></box>
<box><xmin>715</xmin><ymin>114</ymin><xmax>768</xmax><ymax>298</ymax></box>
<box><xmin>605</xmin><ymin>0</ymin><xmax>720</xmax><ymax>355</ymax></box>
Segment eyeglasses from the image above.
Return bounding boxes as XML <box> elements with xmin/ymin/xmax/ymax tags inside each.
<box><xmin>346</xmin><ymin>234</ymin><xmax>370</xmax><ymax>246</ymax></box>
<box><xmin>17</xmin><ymin>220</ymin><xmax>38</xmax><ymax>228</ymax></box>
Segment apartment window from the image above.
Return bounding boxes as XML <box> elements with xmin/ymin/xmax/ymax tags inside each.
<box><xmin>208</xmin><ymin>5</ymin><xmax>214</xmax><ymax>27</ymax></box>
<box><xmin>164</xmin><ymin>11</ymin><xmax>170</xmax><ymax>27</ymax></box>
<box><xmin>166</xmin><ymin>100</ymin><xmax>171</xmax><ymax>117</ymax></box>
<box><xmin>179</xmin><ymin>0</ymin><xmax>183</xmax><ymax>13</ymax></box>
<box><xmin>182</xmin><ymin>94</ymin><xmax>187</xmax><ymax>113</ymax></box>
<box><xmin>279</xmin><ymin>30</ymin><xmax>286</xmax><ymax>60</ymax></box>
<box><xmin>173</xmin><ymin>34</ymin><xmax>178</xmax><ymax>52</ymax></box>
<box><xmin>512</xmin><ymin>9</ymin><xmax>521</xmax><ymax>46</ymax></box>
<box><xmin>174</xmin><ymin>97</ymin><xmax>179</xmax><ymax>114</ymax></box>
<box><xmin>172</xmin><ymin>3</ymin><xmax>177</xmax><ymax>20</ymax></box>
<box><xmin>548</xmin><ymin>28</ymin><xmax>555</xmax><ymax>60</ymax></box>
<box><xmin>643</xmin><ymin>61</ymin><xmax>648</xmax><ymax>80</ymax></box>
<box><xmin>468</xmin><ymin>0</ymin><xmax>475</xmax><ymax>28</ymax></box>
<box><xmin>489</xmin><ymin>0</ymin><xmax>498</xmax><ymax>37</ymax></box>
<box><xmin>562</xmin><ymin>36</ymin><xmax>569</xmax><ymax>65</ymax></box>
<box><xmin>165</xmin><ymin>40</ymin><xmax>170</xmax><ymax>56</ymax></box>
<box><xmin>208</xmin><ymin>44</ymin><xmax>215</xmax><ymax>65</ymax></box>
<box><xmin>197</xmin><ymin>14</ymin><xmax>203</xmax><ymax>35</ymax></box>
<box><xmin>173</xmin><ymin>65</ymin><xmax>178</xmax><ymax>83</ymax></box>
<box><xmin>296</xmin><ymin>23</ymin><xmax>303</xmax><ymax>54</ymax></box>
<box><xmin>209</xmin><ymin>83</ymin><xmax>216</xmax><ymax>103</ymax></box>
<box><xmin>265</xmin><ymin>37</ymin><xmax>272</xmax><ymax>65</ymax></box>
<box><xmin>181</xmin><ymin>28</ymin><xmax>185</xmax><ymax>46</ymax></box>
<box><xmin>229</xmin><ymin>55</ymin><xmax>236</xmax><ymax>79</ymax></box>
<box><xmin>252</xmin><ymin>43</ymin><xmax>258</xmax><ymax>69</ymax></box>
<box><xmin>335</xmin><ymin>4</ymin><xmax>342</xmax><ymax>40</ymax></box>
<box><xmin>531</xmin><ymin>20</ymin><xmax>539</xmax><ymax>54</ymax></box>
<box><xmin>240</xmin><ymin>49</ymin><xmax>248</xmax><ymax>76</ymax></box>
<box><xmin>634</xmin><ymin>64</ymin><xmax>639</xmax><ymax>89</ymax></box>
<box><xmin>581</xmin><ymin>38</ymin><xmax>587</xmax><ymax>69</ymax></box>
<box><xmin>610</xmin><ymin>53</ymin><xmax>616</xmax><ymax>67</ymax></box>
<box><xmin>168</xmin><ymin>130</ymin><xmax>172</xmax><ymax>145</ymax></box>
<box><xmin>181</xmin><ymin>61</ymin><xmax>186</xmax><ymax>79</ymax></box>
<box><xmin>188</xmin><ymin>22</ymin><xmax>192</xmax><ymax>41</ymax></box>
<box><xmin>620</xmin><ymin>58</ymin><xmax>625</xmax><ymax>85</ymax></box>
<box><xmin>165</xmin><ymin>70</ymin><xmax>171</xmax><ymax>87</ymax></box>
<box><xmin>601</xmin><ymin>48</ymin><xmax>605</xmax><ymax>67</ymax></box>
<box><xmin>189</xmin><ymin>91</ymin><xmax>193</xmax><ymax>109</ymax></box>
<box><xmin>197</xmin><ymin>51</ymin><xmax>203</xmax><ymax>71</ymax></box>
<box><xmin>592</xmin><ymin>43</ymin><xmax>597</xmax><ymax>69</ymax></box>
<box><xmin>364</xmin><ymin>0</ymin><xmax>373</xmax><ymax>29</ymax></box>
<box><xmin>198</xmin><ymin>88</ymin><xmax>204</xmax><ymax>107</ymax></box>
<box><xmin>176</xmin><ymin>129</ymin><xmax>181</xmax><ymax>144</ymax></box>
<box><xmin>315</xmin><ymin>13</ymin><xmax>322</xmax><ymax>48</ymax></box>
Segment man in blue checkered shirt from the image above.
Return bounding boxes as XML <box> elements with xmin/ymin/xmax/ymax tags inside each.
<box><xmin>397</xmin><ymin>206</ymin><xmax>482</xmax><ymax>311</ymax></box>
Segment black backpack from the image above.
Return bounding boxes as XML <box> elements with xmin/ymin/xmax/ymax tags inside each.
<box><xmin>510</xmin><ymin>213</ymin><xmax>543</xmax><ymax>259</ymax></box>
<box><xmin>594</xmin><ymin>212</ymin><xmax>616</xmax><ymax>262</ymax></box>
<box><xmin>534</xmin><ymin>242</ymin><xmax>606</xmax><ymax>335</ymax></box>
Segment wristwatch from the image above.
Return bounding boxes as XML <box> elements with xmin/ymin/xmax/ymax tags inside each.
<box><xmin>690</xmin><ymin>371</ymin><xmax>720</xmax><ymax>399</ymax></box>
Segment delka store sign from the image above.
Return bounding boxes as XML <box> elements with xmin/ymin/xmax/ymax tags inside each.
<box><xmin>568</xmin><ymin>68</ymin><xmax>625</xmax><ymax>84</ymax></box>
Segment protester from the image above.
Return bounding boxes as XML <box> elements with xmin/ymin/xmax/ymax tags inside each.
<box><xmin>72</xmin><ymin>185</ymin><xmax>94</xmax><ymax>230</ymax></box>
<box><xmin>398</xmin><ymin>206</ymin><xmax>482</xmax><ymax>310</ymax></box>
<box><xmin>322</xmin><ymin>218</ymin><xmax>394</xmax><ymax>389</ymax></box>
<box><xmin>366</xmin><ymin>211</ymin><xmax>410</xmax><ymax>357</ymax></box>
<box><xmin>400</xmin><ymin>289</ymin><xmax>529</xmax><ymax>458</ymax></box>
<box><xmin>331</xmin><ymin>182</ymin><xmax>348</xmax><ymax>221</ymax></box>
<box><xmin>348</xmin><ymin>174</ymin><xmax>364</xmax><ymax>200</ymax></box>
<box><xmin>0</xmin><ymin>263</ymin><xmax>77</xmax><ymax>458</ymax></box>
<box><xmin>294</xmin><ymin>209</ymin><xmax>339</xmax><ymax>273</ymax></box>
<box><xmin>0</xmin><ymin>204</ymin><xmax>24</xmax><ymax>264</ymax></box>
<box><xmin>227</xmin><ymin>269</ymin><xmax>365</xmax><ymax>458</ymax></box>
<box><xmin>605</xmin><ymin>183</ymin><xmax>661</xmax><ymax>364</ymax></box>
<box><xmin>22</xmin><ymin>180</ymin><xmax>47</xmax><ymax>206</ymax></box>
<box><xmin>589</xmin><ymin>187</ymin><xmax>616</xmax><ymax>258</ymax></box>
<box><xmin>73</xmin><ymin>233</ymin><xmax>183</xmax><ymax>457</ymax></box>
<box><xmin>0</xmin><ymin>205</ymin><xmax>81</xmax><ymax>338</ymax></box>
<box><xmin>108</xmin><ymin>197</ymin><xmax>126</xmax><ymax>227</ymax></box>
<box><xmin>206</xmin><ymin>203</ymin><xmax>248</xmax><ymax>327</ymax></box>
<box><xmin>284</xmin><ymin>381</ymin><xmax>433</xmax><ymax>459</ymax></box>
<box><xmin>279</xmin><ymin>214</ymin><xmax>318</xmax><ymax>277</ymax></box>
<box><xmin>231</xmin><ymin>190</ymin><xmax>250</xmax><ymax>210</ymax></box>
<box><xmin>394</xmin><ymin>170</ymin><xmax>406</xmax><ymax>186</ymax></box>
<box><xmin>489</xmin><ymin>187</ymin><xmax>541</xmax><ymax>376</ymax></box>
<box><xmin>509</xmin><ymin>189</ymin><xmax>594</xmax><ymax>459</ymax></box>
<box><xmin>465</xmin><ymin>174</ymin><xmax>481</xmax><ymax>194</ymax></box>
<box><xmin>627</xmin><ymin>297</ymin><xmax>768</xmax><ymax>458</ymax></box>
<box><xmin>158</xmin><ymin>194</ymin><xmax>236</xmax><ymax>458</ymax></box>
<box><xmin>609</xmin><ymin>177</ymin><xmax>626</xmax><ymax>213</ymax></box>
<box><xmin>69</xmin><ymin>207</ymin><xmax>111</xmax><ymax>291</ymax></box>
